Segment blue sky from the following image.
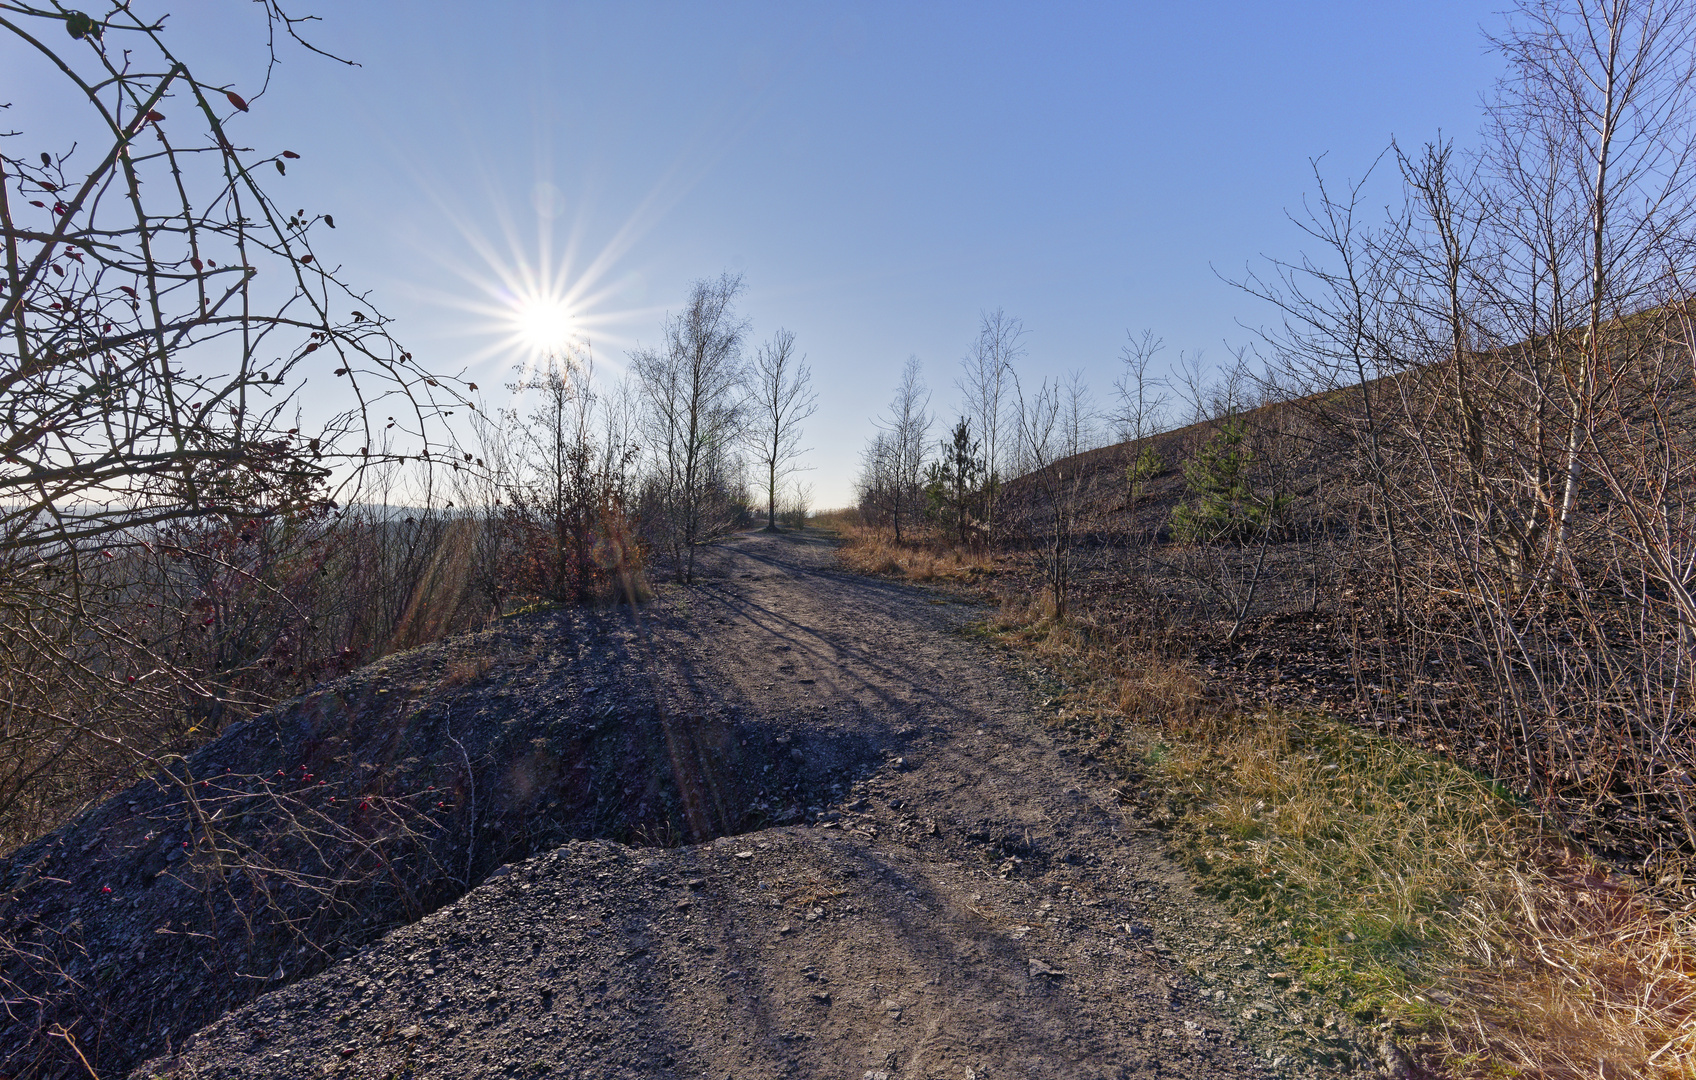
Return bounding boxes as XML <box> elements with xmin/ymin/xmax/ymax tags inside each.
<box><xmin>9</xmin><ymin>2</ymin><xmax>1504</xmax><ymax>506</ymax></box>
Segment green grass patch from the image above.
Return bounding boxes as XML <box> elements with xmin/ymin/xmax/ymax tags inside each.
<box><xmin>1150</xmin><ymin>708</ymin><xmax>1527</xmax><ymax>1026</ymax></box>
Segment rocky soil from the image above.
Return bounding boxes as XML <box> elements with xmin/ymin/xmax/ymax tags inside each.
<box><xmin>7</xmin><ymin>531</ymin><xmax>1390</xmax><ymax>1079</ymax></box>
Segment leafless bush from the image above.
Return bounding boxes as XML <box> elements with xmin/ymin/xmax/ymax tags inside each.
<box><xmin>0</xmin><ymin>2</ymin><xmax>464</xmax><ymax>849</ymax></box>
<box><xmin>505</xmin><ymin>345</ymin><xmax>642</xmax><ymax>604</ymax></box>
<box><xmin>1153</xmin><ymin>405</ymin><xmax>1310</xmax><ymax>638</ymax></box>
<box><xmin>778</xmin><ymin>481</ymin><xmax>814</xmax><ymax>531</ymax></box>
<box><xmin>1242</xmin><ymin>0</ymin><xmax>1696</xmax><ymax>865</ymax></box>
<box><xmin>856</xmin><ymin>357</ymin><xmax>932</xmax><ymax>542</ymax></box>
<box><xmin>1007</xmin><ymin>373</ymin><xmax>1098</xmax><ymax>620</ymax></box>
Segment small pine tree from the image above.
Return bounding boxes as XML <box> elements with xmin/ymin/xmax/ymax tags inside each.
<box><xmin>1125</xmin><ymin>445</ymin><xmax>1164</xmax><ymax>505</ymax></box>
<box><xmin>1169</xmin><ymin>417</ymin><xmax>1286</xmax><ymax>543</ymax></box>
<box><xmin>926</xmin><ymin>418</ymin><xmax>984</xmax><ymax>544</ymax></box>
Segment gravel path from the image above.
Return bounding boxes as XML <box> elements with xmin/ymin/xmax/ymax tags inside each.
<box><xmin>133</xmin><ymin>532</ymin><xmax>1341</xmax><ymax>1080</ymax></box>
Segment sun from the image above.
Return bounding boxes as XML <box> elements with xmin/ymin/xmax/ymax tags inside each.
<box><xmin>406</xmin><ymin>164</ymin><xmax>671</xmax><ymax>379</ymax></box>
<box><xmin>514</xmin><ymin>295</ymin><xmax>578</xmax><ymax>357</ymax></box>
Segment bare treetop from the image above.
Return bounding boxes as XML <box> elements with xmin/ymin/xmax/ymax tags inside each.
<box><xmin>1113</xmin><ymin>328</ymin><xmax>1170</xmax><ymax>443</ymax></box>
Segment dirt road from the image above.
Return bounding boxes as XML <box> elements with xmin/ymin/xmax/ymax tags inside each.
<box><xmin>137</xmin><ymin>532</ymin><xmax>1346</xmax><ymax>1079</ymax></box>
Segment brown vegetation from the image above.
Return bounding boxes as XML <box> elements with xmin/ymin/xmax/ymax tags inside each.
<box><xmin>827</xmin><ymin>512</ymin><xmax>996</xmax><ymax>583</ymax></box>
<box><xmin>845</xmin><ymin>524</ymin><xmax>1696</xmax><ymax>1077</ymax></box>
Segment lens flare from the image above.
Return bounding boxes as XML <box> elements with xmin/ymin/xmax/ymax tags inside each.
<box><xmin>513</xmin><ymin>295</ymin><xmax>578</xmax><ymax>357</ymax></box>
<box><xmin>399</xmin><ymin>105</ymin><xmax>767</xmax><ymax>384</ymax></box>
<box><xmin>399</xmin><ymin>171</ymin><xmax>667</xmax><ymax>383</ymax></box>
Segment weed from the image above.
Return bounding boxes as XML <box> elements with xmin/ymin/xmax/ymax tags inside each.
<box><xmin>503</xmin><ymin>600</ymin><xmax>563</xmax><ymax>619</ymax></box>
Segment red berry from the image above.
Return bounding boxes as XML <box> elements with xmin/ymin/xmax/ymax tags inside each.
<box><xmin>101</xmin><ymin>886</ymin><xmax>112</xmax><ymax>894</ymax></box>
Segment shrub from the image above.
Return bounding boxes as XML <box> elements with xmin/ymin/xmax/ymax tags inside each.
<box><xmin>1125</xmin><ymin>445</ymin><xmax>1165</xmax><ymax>505</ymax></box>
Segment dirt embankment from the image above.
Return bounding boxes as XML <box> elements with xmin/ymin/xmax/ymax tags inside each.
<box><xmin>8</xmin><ymin>532</ymin><xmax>1384</xmax><ymax>1079</ymax></box>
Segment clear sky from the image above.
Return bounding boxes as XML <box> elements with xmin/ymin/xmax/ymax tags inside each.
<box><xmin>9</xmin><ymin>2</ymin><xmax>1506</xmax><ymax>506</ymax></box>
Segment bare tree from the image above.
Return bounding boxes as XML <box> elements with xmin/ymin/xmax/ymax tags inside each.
<box><xmin>1173</xmin><ymin>349</ymin><xmax>1214</xmax><ymax>426</ymax></box>
<box><xmin>1231</xmin><ymin>0</ymin><xmax>1696</xmax><ymax>845</ymax></box>
<box><xmin>1060</xmin><ymin>368</ymin><xmax>1099</xmax><ymax>459</ymax></box>
<box><xmin>512</xmin><ymin>344</ymin><xmax>621</xmax><ymax>603</ymax></box>
<box><xmin>874</xmin><ymin>356</ymin><xmax>932</xmax><ymax>543</ymax></box>
<box><xmin>1011</xmin><ymin>373</ymin><xmax>1090</xmax><ymax>619</ymax></box>
<box><xmin>455</xmin><ymin>396</ymin><xmax>523</xmax><ymax>616</ymax></box>
<box><xmin>1113</xmin><ymin>329</ymin><xmax>1170</xmax><ymax>442</ymax></box>
<box><xmin>957</xmin><ymin>309</ymin><xmax>1025</xmax><ymax>542</ymax></box>
<box><xmin>746</xmin><ymin>328</ymin><xmax>817</xmax><ymax>531</ymax></box>
<box><xmin>633</xmin><ymin>272</ymin><xmax>748</xmax><ymax>583</ymax></box>
<box><xmin>1210</xmin><ymin>347</ymin><xmax>1263</xmax><ymax>417</ymax></box>
<box><xmin>1236</xmin><ymin>156</ymin><xmax>1411</xmax><ymax>615</ymax></box>
<box><xmin>1490</xmin><ymin>0</ymin><xmax>1696</xmax><ymax>585</ymax></box>
<box><xmin>856</xmin><ymin>429</ymin><xmax>897</xmax><ymax>530</ymax></box>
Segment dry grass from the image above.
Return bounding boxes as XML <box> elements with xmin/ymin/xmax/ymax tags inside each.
<box><xmin>439</xmin><ymin>656</ymin><xmax>494</xmax><ymax>689</ymax></box>
<box><xmin>1442</xmin><ymin>863</ymin><xmax>1696</xmax><ymax>1079</ymax></box>
<box><xmin>835</xmin><ymin>523</ymin><xmax>997</xmax><ymax>582</ymax></box>
<box><xmin>806</xmin><ymin>507</ymin><xmax>861</xmax><ymax>535</ymax></box>
<box><xmin>849</xmin><ymin>533</ymin><xmax>1696</xmax><ymax>1079</ymax></box>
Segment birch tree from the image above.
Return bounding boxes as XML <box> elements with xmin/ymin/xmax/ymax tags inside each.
<box><xmin>877</xmin><ymin>356</ymin><xmax>931</xmax><ymax>543</ymax></box>
<box><xmin>746</xmin><ymin>328</ymin><xmax>817</xmax><ymax>531</ymax></box>
<box><xmin>634</xmin><ymin>272</ymin><xmax>748</xmax><ymax>582</ymax></box>
<box><xmin>1112</xmin><ymin>329</ymin><xmax>1170</xmax><ymax>442</ymax></box>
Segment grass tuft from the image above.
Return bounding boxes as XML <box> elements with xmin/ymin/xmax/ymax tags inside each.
<box><xmin>439</xmin><ymin>656</ymin><xmax>493</xmax><ymax>689</ymax></box>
